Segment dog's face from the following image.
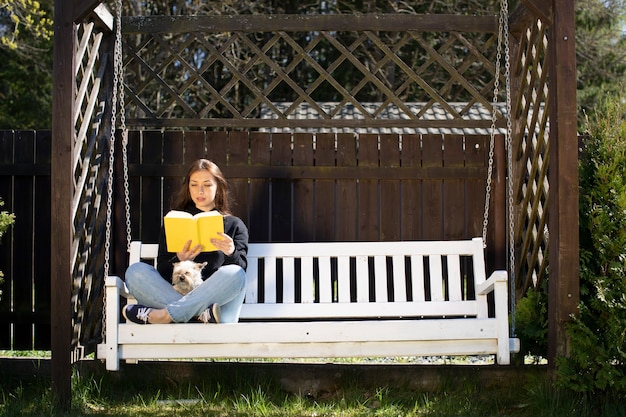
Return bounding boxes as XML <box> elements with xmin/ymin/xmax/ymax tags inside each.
<box><xmin>171</xmin><ymin>260</ymin><xmax>207</xmax><ymax>295</ymax></box>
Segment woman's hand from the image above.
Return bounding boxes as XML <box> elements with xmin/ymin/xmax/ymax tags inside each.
<box><xmin>176</xmin><ymin>240</ymin><xmax>204</xmax><ymax>261</ymax></box>
<box><xmin>211</xmin><ymin>232</ymin><xmax>235</xmax><ymax>256</ymax></box>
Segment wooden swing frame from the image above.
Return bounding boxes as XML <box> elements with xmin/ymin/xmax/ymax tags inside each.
<box><xmin>51</xmin><ymin>0</ymin><xmax>578</xmax><ymax>404</ymax></box>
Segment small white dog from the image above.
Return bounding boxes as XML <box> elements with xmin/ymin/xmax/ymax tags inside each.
<box><xmin>171</xmin><ymin>260</ymin><xmax>207</xmax><ymax>295</ymax></box>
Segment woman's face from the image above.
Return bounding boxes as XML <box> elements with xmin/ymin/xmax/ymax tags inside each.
<box><xmin>189</xmin><ymin>169</ymin><xmax>217</xmax><ymax>211</ymax></box>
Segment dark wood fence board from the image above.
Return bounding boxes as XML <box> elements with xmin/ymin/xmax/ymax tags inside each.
<box><xmin>270</xmin><ymin>133</ymin><xmax>293</xmax><ymax>241</ymax></box>
<box><xmin>11</xmin><ymin>131</ymin><xmax>36</xmax><ymax>349</ymax></box>
<box><xmin>140</xmin><ymin>131</ymin><xmax>165</xmax><ymax>243</ymax></box>
<box><xmin>293</xmin><ymin>133</ymin><xmax>315</xmax><ymax>242</ymax></box>
<box><xmin>314</xmin><ymin>133</ymin><xmax>336</xmax><ymax>241</ymax></box>
<box><xmin>33</xmin><ymin>131</ymin><xmax>52</xmax><ymax>349</ymax></box>
<box><xmin>443</xmin><ymin>135</ymin><xmax>466</xmax><ymax>240</ymax></box>
<box><xmin>421</xmin><ymin>134</ymin><xmax>444</xmax><ymax>239</ymax></box>
<box><xmin>400</xmin><ymin>134</ymin><xmax>423</xmax><ymax>240</ymax></box>
<box><xmin>247</xmin><ymin>133</ymin><xmax>271</xmax><ymax>241</ymax></box>
<box><xmin>227</xmin><ymin>131</ymin><xmax>251</xmax><ymax>224</ymax></box>
<box><xmin>0</xmin><ymin>131</ymin><xmax>14</xmax><ymax>348</ymax></box>
<box><xmin>357</xmin><ymin>134</ymin><xmax>380</xmax><ymax>241</ymax></box>
<box><xmin>335</xmin><ymin>133</ymin><xmax>358</xmax><ymax>240</ymax></box>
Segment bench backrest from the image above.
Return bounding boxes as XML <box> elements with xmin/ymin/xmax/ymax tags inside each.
<box><xmin>128</xmin><ymin>238</ymin><xmax>488</xmax><ymax>321</ymax></box>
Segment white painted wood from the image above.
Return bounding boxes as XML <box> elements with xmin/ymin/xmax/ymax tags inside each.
<box><xmin>117</xmin><ymin>320</ymin><xmax>497</xmax><ymax>344</ymax></box>
<box><xmin>97</xmin><ymin>238</ymin><xmax>519</xmax><ymax>370</ymax></box>
<box><xmin>411</xmin><ymin>254</ymin><xmax>425</xmax><ymax>302</ymax></box>
<box><xmin>428</xmin><ymin>255</ymin><xmax>444</xmax><ymax>302</ymax></box>
<box><xmin>264</xmin><ymin>256</ymin><xmax>277</xmax><ymax>303</ymax></box>
<box><xmin>392</xmin><ymin>255</ymin><xmax>407</xmax><ymax>302</ymax></box>
<box><xmin>374</xmin><ymin>255</ymin><xmax>388</xmax><ymax>302</ymax></box>
<box><xmin>282</xmin><ymin>257</ymin><xmax>295</xmax><ymax>303</ymax></box>
<box><xmin>355</xmin><ymin>255</ymin><xmax>369</xmax><ymax>303</ymax></box>
<box><xmin>239</xmin><ymin>300</ymin><xmax>478</xmax><ymax>319</ymax></box>
<box><xmin>300</xmin><ymin>256</ymin><xmax>314</xmax><ymax>303</ymax></box>
<box><xmin>318</xmin><ymin>256</ymin><xmax>332</xmax><ymax>303</ymax></box>
<box><xmin>447</xmin><ymin>254</ymin><xmax>462</xmax><ymax>302</ymax></box>
<box><xmin>245</xmin><ymin>258</ymin><xmax>258</xmax><ymax>303</ymax></box>
<box><xmin>337</xmin><ymin>256</ymin><xmax>351</xmax><ymax>303</ymax></box>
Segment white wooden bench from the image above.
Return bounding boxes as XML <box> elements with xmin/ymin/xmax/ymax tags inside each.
<box><xmin>97</xmin><ymin>238</ymin><xmax>520</xmax><ymax>371</ymax></box>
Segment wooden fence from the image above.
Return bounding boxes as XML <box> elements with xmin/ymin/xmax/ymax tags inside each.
<box><xmin>0</xmin><ymin>129</ymin><xmax>505</xmax><ymax>350</ymax></box>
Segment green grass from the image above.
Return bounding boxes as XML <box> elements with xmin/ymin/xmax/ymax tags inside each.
<box><xmin>1</xmin><ymin>365</ymin><xmax>625</xmax><ymax>417</ymax></box>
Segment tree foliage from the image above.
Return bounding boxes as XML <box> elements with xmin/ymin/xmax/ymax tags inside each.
<box><xmin>0</xmin><ymin>0</ymin><xmax>53</xmax><ymax>129</ymax></box>
<box><xmin>0</xmin><ymin>197</ymin><xmax>15</xmax><ymax>300</ymax></box>
<box><xmin>556</xmin><ymin>85</ymin><xmax>626</xmax><ymax>395</ymax></box>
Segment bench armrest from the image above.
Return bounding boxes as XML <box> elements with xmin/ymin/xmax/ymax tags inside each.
<box><xmin>105</xmin><ymin>275</ymin><xmax>133</xmax><ymax>299</ymax></box>
<box><xmin>475</xmin><ymin>270</ymin><xmax>508</xmax><ymax>295</ymax></box>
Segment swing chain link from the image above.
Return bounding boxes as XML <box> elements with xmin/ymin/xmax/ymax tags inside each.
<box><xmin>483</xmin><ymin>0</ymin><xmax>515</xmax><ymax>336</ymax></box>
<box><xmin>501</xmin><ymin>0</ymin><xmax>516</xmax><ymax>336</ymax></box>
<box><xmin>482</xmin><ymin>6</ymin><xmax>504</xmax><ymax>247</ymax></box>
<box><xmin>102</xmin><ymin>0</ymin><xmax>124</xmax><ymax>343</ymax></box>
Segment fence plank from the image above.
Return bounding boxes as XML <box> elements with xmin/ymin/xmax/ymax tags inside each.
<box><xmin>12</xmin><ymin>131</ymin><xmax>36</xmax><ymax>349</ymax></box>
<box><xmin>422</xmin><ymin>134</ymin><xmax>444</xmax><ymax>239</ymax></box>
<box><xmin>401</xmin><ymin>134</ymin><xmax>423</xmax><ymax>240</ymax></box>
<box><xmin>443</xmin><ymin>135</ymin><xmax>465</xmax><ymax>240</ymax></box>
<box><xmin>163</xmin><ymin>131</ymin><xmax>185</xmax><ymax>211</ymax></box>
<box><xmin>249</xmin><ymin>132</ymin><xmax>271</xmax><ymax>241</ymax></box>
<box><xmin>33</xmin><ymin>131</ymin><xmax>52</xmax><ymax>349</ymax></box>
<box><xmin>293</xmin><ymin>133</ymin><xmax>314</xmax><ymax>241</ymax></box>
<box><xmin>380</xmin><ymin>134</ymin><xmax>401</xmax><ymax>241</ymax></box>
<box><xmin>0</xmin><ymin>131</ymin><xmax>14</xmax><ymax>349</ymax></box>
<box><xmin>315</xmin><ymin>133</ymin><xmax>336</xmax><ymax>241</ymax></box>
<box><xmin>271</xmin><ymin>133</ymin><xmax>292</xmax><ymax>241</ymax></box>
<box><xmin>228</xmin><ymin>131</ymin><xmax>250</xmax><ymax>225</ymax></box>
<box><xmin>358</xmin><ymin>134</ymin><xmax>379</xmax><ymax>241</ymax></box>
<box><xmin>336</xmin><ymin>133</ymin><xmax>358</xmax><ymax>241</ymax></box>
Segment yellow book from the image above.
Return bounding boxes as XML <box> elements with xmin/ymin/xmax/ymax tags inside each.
<box><xmin>163</xmin><ymin>210</ymin><xmax>224</xmax><ymax>252</ymax></box>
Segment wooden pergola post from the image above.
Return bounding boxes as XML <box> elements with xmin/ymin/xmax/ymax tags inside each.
<box><xmin>547</xmin><ymin>0</ymin><xmax>579</xmax><ymax>362</ymax></box>
<box><xmin>51</xmin><ymin>0</ymin><xmax>102</xmax><ymax>406</ymax></box>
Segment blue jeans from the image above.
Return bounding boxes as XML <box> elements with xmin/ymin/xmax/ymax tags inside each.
<box><xmin>124</xmin><ymin>262</ymin><xmax>247</xmax><ymax>323</ymax></box>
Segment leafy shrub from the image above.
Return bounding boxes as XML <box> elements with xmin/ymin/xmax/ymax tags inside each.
<box><xmin>515</xmin><ymin>281</ymin><xmax>548</xmax><ymax>361</ymax></box>
<box><xmin>557</xmin><ymin>87</ymin><xmax>626</xmax><ymax>394</ymax></box>
<box><xmin>0</xmin><ymin>197</ymin><xmax>16</xmax><ymax>300</ymax></box>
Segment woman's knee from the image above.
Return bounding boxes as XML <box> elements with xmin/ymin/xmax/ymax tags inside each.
<box><xmin>124</xmin><ymin>262</ymin><xmax>155</xmax><ymax>288</ymax></box>
<box><xmin>222</xmin><ymin>264</ymin><xmax>247</xmax><ymax>290</ymax></box>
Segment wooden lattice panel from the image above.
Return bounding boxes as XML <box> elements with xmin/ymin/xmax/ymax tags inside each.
<box><xmin>511</xmin><ymin>16</ymin><xmax>550</xmax><ymax>298</ymax></box>
<box><xmin>71</xmin><ymin>21</ymin><xmax>111</xmax><ymax>356</ymax></box>
<box><xmin>120</xmin><ymin>14</ymin><xmax>505</xmax><ymax>130</ymax></box>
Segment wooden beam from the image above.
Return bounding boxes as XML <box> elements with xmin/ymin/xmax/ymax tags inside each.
<box><xmin>521</xmin><ymin>0</ymin><xmax>553</xmax><ymax>25</ymax></box>
<box><xmin>123</xmin><ymin>14</ymin><xmax>498</xmax><ymax>34</ymax></box>
<box><xmin>547</xmin><ymin>0</ymin><xmax>579</xmax><ymax>363</ymax></box>
<box><xmin>51</xmin><ymin>0</ymin><xmax>78</xmax><ymax>409</ymax></box>
<box><xmin>73</xmin><ymin>0</ymin><xmax>104</xmax><ymax>23</ymax></box>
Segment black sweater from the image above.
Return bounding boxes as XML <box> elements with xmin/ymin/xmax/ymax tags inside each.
<box><xmin>156</xmin><ymin>205</ymin><xmax>249</xmax><ymax>283</ymax></box>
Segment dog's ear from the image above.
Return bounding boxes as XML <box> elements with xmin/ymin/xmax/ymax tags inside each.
<box><xmin>172</xmin><ymin>261</ymin><xmax>180</xmax><ymax>267</ymax></box>
<box><xmin>197</xmin><ymin>261</ymin><xmax>208</xmax><ymax>270</ymax></box>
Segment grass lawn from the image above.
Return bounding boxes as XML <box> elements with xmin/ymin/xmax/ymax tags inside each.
<box><xmin>1</xmin><ymin>355</ymin><xmax>624</xmax><ymax>417</ymax></box>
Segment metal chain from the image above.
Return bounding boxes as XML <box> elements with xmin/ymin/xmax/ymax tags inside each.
<box><xmin>102</xmin><ymin>0</ymin><xmax>124</xmax><ymax>343</ymax></box>
<box><xmin>482</xmin><ymin>6</ymin><xmax>504</xmax><ymax>247</ymax></box>
<box><xmin>500</xmin><ymin>0</ymin><xmax>516</xmax><ymax>336</ymax></box>
<box><xmin>483</xmin><ymin>0</ymin><xmax>516</xmax><ymax>337</ymax></box>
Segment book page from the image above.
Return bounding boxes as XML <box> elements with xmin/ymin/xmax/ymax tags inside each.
<box><xmin>163</xmin><ymin>210</ymin><xmax>224</xmax><ymax>252</ymax></box>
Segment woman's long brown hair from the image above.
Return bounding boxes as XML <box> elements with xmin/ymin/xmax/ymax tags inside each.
<box><xmin>171</xmin><ymin>159</ymin><xmax>231</xmax><ymax>214</ymax></box>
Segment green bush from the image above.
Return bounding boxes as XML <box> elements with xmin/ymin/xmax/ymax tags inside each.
<box><xmin>557</xmin><ymin>86</ymin><xmax>626</xmax><ymax>394</ymax></box>
<box><xmin>515</xmin><ymin>281</ymin><xmax>548</xmax><ymax>360</ymax></box>
<box><xmin>0</xmin><ymin>197</ymin><xmax>16</xmax><ymax>300</ymax></box>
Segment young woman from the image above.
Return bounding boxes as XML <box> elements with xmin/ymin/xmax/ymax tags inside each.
<box><xmin>122</xmin><ymin>159</ymin><xmax>248</xmax><ymax>324</ymax></box>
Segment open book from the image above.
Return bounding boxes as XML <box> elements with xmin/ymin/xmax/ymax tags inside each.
<box><xmin>163</xmin><ymin>210</ymin><xmax>224</xmax><ymax>252</ymax></box>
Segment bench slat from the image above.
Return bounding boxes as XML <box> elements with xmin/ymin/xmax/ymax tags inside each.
<box><xmin>112</xmin><ymin>339</ymin><xmax>499</xmax><ymax>361</ymax></box>
<box><xmin>239</xmin><ymin>300</ymin><xmax>478</xmax><ymax>319</ymax></box>
<box><xmin>117</xmin><ymin>319</ymin><xmax>497</xmax><ymax>345</ymax></box>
